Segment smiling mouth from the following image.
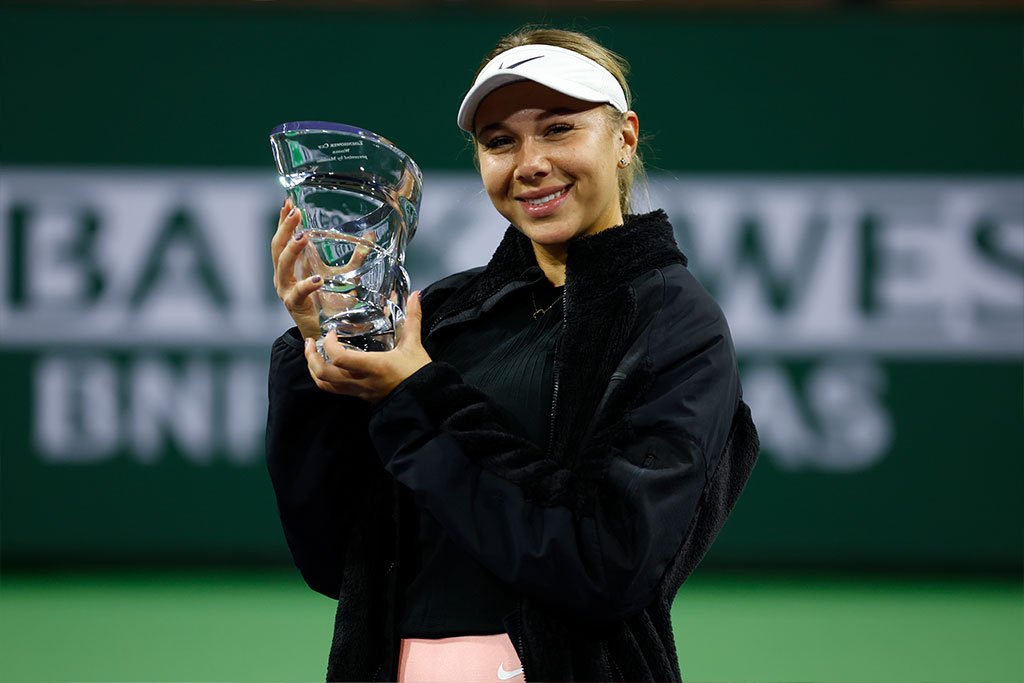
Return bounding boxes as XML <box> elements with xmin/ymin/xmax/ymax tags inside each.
<box><xmin>519</xmin><ymin>185</ymin><xmax>571</xmax><ymax>207</ymax></box>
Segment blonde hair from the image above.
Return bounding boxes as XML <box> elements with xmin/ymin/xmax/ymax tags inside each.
<box><xmin>473</xmin><ymin>27</ymin><xmax>647</xmax><ymax>215</ymax></box>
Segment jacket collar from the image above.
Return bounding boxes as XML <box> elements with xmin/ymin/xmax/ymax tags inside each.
<box><xmin>486</xmin><ymin>208</ymin><xmax>685</xmax><ymax>290</ymax></box>
<box><xmin>425</xmin><ymin>209</ymin><xmax>687</xmax><ymax>330</ymax></box>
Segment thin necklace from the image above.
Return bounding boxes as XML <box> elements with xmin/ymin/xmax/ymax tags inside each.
<box><xmin>531</xmin><ymin>290</ymin><xmax>564</xmax><ymax>320</ymax></box>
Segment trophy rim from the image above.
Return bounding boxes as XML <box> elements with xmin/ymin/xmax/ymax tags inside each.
<box><xmin>271</xmin><ymin>120</ymin><xmax>368</xmax><ymax>137</ymax></box>
<box><xmin>269</xmin><ymin>120</ymin><xmax>422</xmax><ymax>181</ymax></box>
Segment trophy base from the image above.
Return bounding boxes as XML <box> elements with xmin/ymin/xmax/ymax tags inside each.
<box><xmin>316</xmin><ymin>331</ymin><xmax>395</xmax><ymax>359</ymax></box>
<box><xmin>317</xmin><ymin>298</ymin><xmax>403</xmax><ymax>357</ymax></box>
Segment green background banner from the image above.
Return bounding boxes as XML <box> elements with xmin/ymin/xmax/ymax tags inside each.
<box><xmin>2</xmin><ymin>7</ymin><xmax>1019</xmax><ymax>172</ymax></box>
<box><xmin>1</xmin><ymin>5</ymin><xmax>1021</xmax><ymax>572</ymax></box>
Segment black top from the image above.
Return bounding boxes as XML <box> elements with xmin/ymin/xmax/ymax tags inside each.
<box><xmin>397</xmin><ymin>279</ymin><xmax>564</xmax><ymax>637</ymax></box>
<box><xmin>266</xmin><ymin>210</ymin><xmax>758</xmax><ymax>681</ymax></box>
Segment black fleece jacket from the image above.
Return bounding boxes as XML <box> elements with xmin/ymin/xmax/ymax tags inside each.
<box><xmin>266</xmin><ymin>210</ymin><xmax>759</xmax><ymax>681</ymax></box>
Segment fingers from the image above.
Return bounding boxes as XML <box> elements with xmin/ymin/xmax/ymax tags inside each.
<box><xmin>399</xmin><ymin>290</ymin><xmax>423</xmax><ymax>348</ymax></box>
<box><xmin>320</xmin><ymin>332</ymin><xmax>386</xmax><ymax>388</ymax></box>
<box><xmin>303</xmin><ymin>336</ymin><xmax>333</xmax><ymax>392</ymax></box>
<box><xmin>270</xmin><ymin>197</ymin><xmax>298</xmax><ymax>262</ymax></box>
<box><xmin>305</xmin><ymin>325</ymin><xmax>431</xmax><ymax>401</ymax></box>
<box><xmin>346</xmin><ymin>241</ymin><xmax>371</xmax><ymax>272</ymax></box>
<box><xmin>285</xmin><ymin>274</ymin><xmax>323</xmax><ymax>311</ymax></box>
<box><xmin>274</xmin><ymin>222</ymin><xmax>307</xmax><ymax>293</ymax></box>
<box><xmin>304</xmin><ymin>335</ymin><xmax>356</xmax><ymax>395</ymax></box>
<box><xmin>272</xmin><ymin>200</ymin><xmax>304</xmax><ymax>281</ymax></box>
<box><xmin>321</xmin><ymin>332</ymin><xmax>371</xmax><ymax>377</ymax></box>
<box><xmin>345</xmin><ymin>230</ymin><xmax>378</xmax><ymax>272</ymax></box>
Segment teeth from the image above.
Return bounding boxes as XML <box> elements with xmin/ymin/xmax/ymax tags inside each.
<box><xmin>527</xmin><ymin>188</ymin><xmax>566</xmax><ymax>206</ymax></box>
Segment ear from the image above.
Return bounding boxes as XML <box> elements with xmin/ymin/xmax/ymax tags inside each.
<box><xmin>619</xmin><ymin>110</ymin><xmax>639</xmax><ymax>159</ymax></box>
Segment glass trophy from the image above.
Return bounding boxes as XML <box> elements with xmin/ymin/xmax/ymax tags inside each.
<box><xmin>270</xmin><ymin>121</ymin><xmax>422</xmax><ymax>352</ymax></box>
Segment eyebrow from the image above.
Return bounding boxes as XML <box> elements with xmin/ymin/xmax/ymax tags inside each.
<box><xmin>475</xmin><ymin>107</ymin><xmax>579</xmax><ymax>138</ymax></box>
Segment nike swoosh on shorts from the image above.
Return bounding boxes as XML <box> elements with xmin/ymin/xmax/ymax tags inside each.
<box><xmin>497</xmin><ymin>663</ymin><xmax>524</xmax><ymax>680</ymax></box>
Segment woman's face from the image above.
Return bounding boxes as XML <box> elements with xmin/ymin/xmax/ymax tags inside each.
<box><xmin>473</xmin><ymin>81</ymin><xmax>638</xmax><ymax>249</ymax></box>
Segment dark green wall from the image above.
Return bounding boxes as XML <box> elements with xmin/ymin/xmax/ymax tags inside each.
<box><xmin>1</xmin><ymin>7</ymin><xmax>1020</xmax><ymax>172</ymax></box>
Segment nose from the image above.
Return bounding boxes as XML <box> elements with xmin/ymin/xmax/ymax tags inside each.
<box><xmin>514</xmin><ymin>137</ymin><xmax>550</xmax><ymax>182</ymax></box>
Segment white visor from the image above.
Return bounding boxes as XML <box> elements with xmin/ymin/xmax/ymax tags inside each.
<box><xmin>457</xmin><ymin>44</ymin><xmax>628</xmax><ymax>133</ymax></box>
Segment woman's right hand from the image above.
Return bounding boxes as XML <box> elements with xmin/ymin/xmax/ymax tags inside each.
<box><xmin>271</xmin><ymin>197</ymin><xmax>323</xmax><ymax>339</ymax></box>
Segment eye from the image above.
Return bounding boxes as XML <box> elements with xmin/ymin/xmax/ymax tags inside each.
<box><xmin>481</xmin><ymin>135</ymin><xmax>514</xmax><ymax>150</ymax></box>
<box><xmin>545</xmin><ymin>123</ymin><xmax>575</xmax><ymax>136</ymax></box>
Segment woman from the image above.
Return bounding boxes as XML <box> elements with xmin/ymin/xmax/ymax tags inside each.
<box><xmin>267</xmin><ymin>28</ymin><xmax>758</xmax><ymax>682</ymax></box>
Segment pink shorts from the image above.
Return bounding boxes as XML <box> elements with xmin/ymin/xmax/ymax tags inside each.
<box><xmin>397</xmin><ymin>634</ymin><xmax>525</xmax><ymax>683</ymax></box>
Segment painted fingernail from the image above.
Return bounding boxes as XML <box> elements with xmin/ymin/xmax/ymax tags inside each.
<box><xmin>288</xmin><ymin>207</ymin><xmax>297</xmax><ymax>217</ymax></box>
<box><xmin>304</xmin><ymin>337</ymin><xmax>312</xmax><ymax>348</ymax></box>
<box><xmin>311</xmin><ymin>275</ymin><xmax>322</xmax><ymax>283</ymax></box>
<box><xmin>294</xmin><ymin>232</ymin><xmax>304</xmax><ymax>241</ymax></box>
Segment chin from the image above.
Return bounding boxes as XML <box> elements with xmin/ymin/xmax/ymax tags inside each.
<box><xmin>519</xmin><ymin>224</ymin><xmax>583</xmax><ymax>247</ymax></box>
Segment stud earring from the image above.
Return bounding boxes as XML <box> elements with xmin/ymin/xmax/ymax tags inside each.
<box><xmin>618</xmin><ymin>157</ymin><xmax>630</xmax><ymax>168</ymax></box>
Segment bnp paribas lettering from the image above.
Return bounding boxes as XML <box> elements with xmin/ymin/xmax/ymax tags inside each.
<box><xmin>742</xmin><ymin>358</ymin><xmax>893</xmax><ymax>472</ymax></box>
<box><xmin>33</xmin><ymin>355</ymin><xmax>268</xmax><ymax>465</ymax></box>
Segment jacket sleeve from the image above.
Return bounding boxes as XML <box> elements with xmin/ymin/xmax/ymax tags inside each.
<box><xmin>367</xmin><ymin>276</ymin><xmax>741</xmax><ymax>623</ymax></box>
<box><xmin>265</xmin><ymin>329</ymin><xmax>377</xmax><ymax>599</ymax></box>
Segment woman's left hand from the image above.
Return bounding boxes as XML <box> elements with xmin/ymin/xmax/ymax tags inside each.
<box><xmin>303</xmin><ymin>291</ymin><xmax>432</xmax><ymax>402</ymax></box>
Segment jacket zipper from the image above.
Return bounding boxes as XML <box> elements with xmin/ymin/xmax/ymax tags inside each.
<box><xmin>608</xmin><ymin>646</ymin><xmax>624</xmax><ymax>681</ymax></box>
<box><xmin>519</xmin><ymin>630</ymin><xmax>528</xmax><ymax>683</ymax></box>
<box><xmin>514</xmin><ymin>603</ymin><xmax>528</xmax><ymax>682</ymax></box>
<box><xmin>546</xmin><ymin>349</ymin><xmax>561</xmax><ymax>456</ymax></box>
<box><xmin>546</xmin><ymin>280</ymin><xmax>567</xmax><ymax>456</ymax></box>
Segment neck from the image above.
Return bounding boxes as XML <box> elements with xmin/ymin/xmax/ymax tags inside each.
<box><xmin>531</xmin><ymin>242</ymin><xmax>568</xmax><ymax>286</ymax></box>
<box><xmin>527</xmin><ymin>205</ymin><xmax>628</xmax><ymax>285</ymax></box>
